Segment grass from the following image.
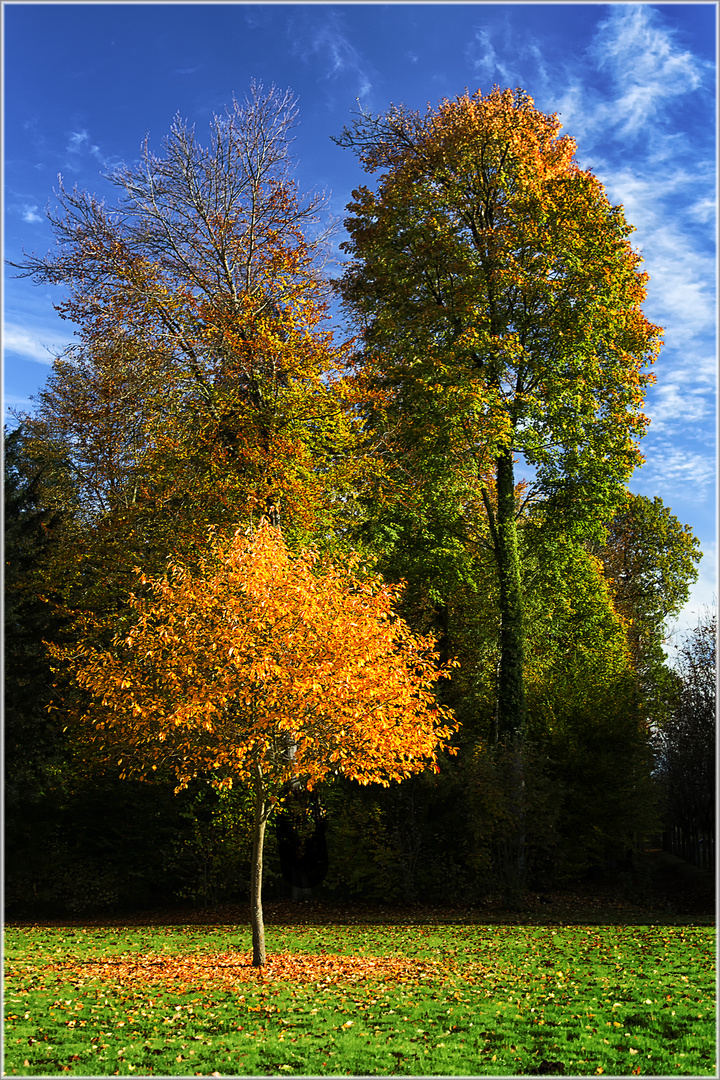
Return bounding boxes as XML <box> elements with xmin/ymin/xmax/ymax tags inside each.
<box><xmin>4</xmin><ymin>920</ymin><xmax>716</xmax><ymax>1076</ymax></box>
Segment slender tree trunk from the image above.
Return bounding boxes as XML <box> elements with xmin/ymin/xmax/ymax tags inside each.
<box><xmin>487</xmin><ymin>449</ymin><xmax>527</xmax><ymax>903</ymax></box>
<box><xmin>435</xmin><ymin>601</ymin><xmax>450</xmax><ymax>665</ymax></box>
<box><xmin>250</xmin><ymin>762</ymin><xmax>269</xmax><ymax>967</ymax></box>
<box><xmin>494</xmin><ymin>449</ymin><xmax>527</xmax><ymax>741</ymax></box>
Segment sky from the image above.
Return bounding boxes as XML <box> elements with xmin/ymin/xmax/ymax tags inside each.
<box><xmin>3</xmin><ymin>1</ymin><xmax>716</xmax><ymax>640</ymax></box>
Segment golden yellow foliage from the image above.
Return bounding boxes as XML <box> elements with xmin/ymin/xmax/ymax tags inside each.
<box><xmin>53</xmin><ymin>521</ymin><xmax>458</xmax><ymax>795</ymax></box>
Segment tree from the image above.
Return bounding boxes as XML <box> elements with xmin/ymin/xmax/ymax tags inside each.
<box><xmin>335</xmin><ymin>86</ymin><xmax>662</xmax><ymax>742</ymax></box>
<box><xmin>11</xmin><ymin>82</ymin><xmax>355</xmax><ymax>545</ymax></box>
<box><xmin>654</xmin><ymin>610</ymin><xmax>716</xmax><ymax>851</ymax></box>
<box><xmin>4</xmin><ymin>428</ymin><xmax>69</xmax><ymax>871</ymax></box>
<box><xmin>521</xmin><ymin>526</ymin><xmax>660</xmax><ymax>876</ymax></box>
<box><xmin>50</xmin><ymin>521</ymin><xmax>457</xmax><ymax>964</ymax></box>
<box><xmin>596</xmin><ymin>492</ymin><xmax>701</xmax><ymax>721</ymax></box>
<box><xmin>10</xmin><ymin>88</ymin><xmax>362</xmax><ymax>836</ymax></box>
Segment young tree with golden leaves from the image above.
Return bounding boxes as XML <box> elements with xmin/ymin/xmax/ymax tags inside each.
<box><xmin>51</xmin><ymin>522</ymin><xmax>457</xmax><ymax>965</ymax></box>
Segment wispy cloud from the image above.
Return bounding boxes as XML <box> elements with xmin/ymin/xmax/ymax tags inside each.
<box><xmin>21</xmin><ymin>204</ymin><xmax>42</xmax><ymax>224</ymax></box>
<box><xmin>3</xmin><ymin>322</ymin><xmax>68</xmax><ymax>364</ymax></box>
<box><xmin>623</xmin><ymin>210</ymin><xmax>715</xmax><ymax>352</ymax></box>
<box><xmin>464</xmin><ymin>28</ymin><xmax>514</xmax><ymax>85</ymax></box>
<box><xmin>7</xmin><ymin>202</ymin><xmax>44</xmax><ymax>225</ymax></box>
<box><xmin>67</xmin><ymin>128</ymin><xmax>102</xmax><ymax>160</ymax></box>
<box><xmin>64</xmin><ymin>127</ymin><xmax>124</xmax><ymax>172</ymax></box>
<box><xmin>551</xmin><ymin>6</ymin><xmax>713</xmax><ymax>157</ymax></box>
<box><xmin>644</xmin><ymin>366</ymin><xmax>715</xmax><ymax>437</ymax></box>
<box><xmin>687</xmin><ymin>196</ymin><xmax>716</xmax><ymax>225</ymax></box>
<box><xmin>536</xmin><ymin>4</ymin><xmax>716</xmax><ymax>514</ymax></box>
<box><xmin>633</xmin><ymin>445</ymin><xmax>715</xmax><ymax>503</ymax></box>
<box><xmin>292</xmin><ymin>13</ymin><xmax>374</xmax><ymax>104</ymax></box>
<box><xmin>589</xmin><ymin>5</ymin><xmax>708</xmax><ymax>142</ymax></box>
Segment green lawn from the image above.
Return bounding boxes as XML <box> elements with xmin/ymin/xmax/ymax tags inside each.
<box><xmin>4</xmin><ymin>921</ymin><xmax>716</xmax><ymax>1076</ymax></box>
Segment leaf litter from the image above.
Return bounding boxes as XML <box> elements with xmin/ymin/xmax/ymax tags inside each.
<box><xmin>9</xmin><ymin>949</ymin><xmax>453</xmax><ymax>993</ymax></box>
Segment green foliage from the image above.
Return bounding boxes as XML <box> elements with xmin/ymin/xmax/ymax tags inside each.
<box><xmin>6</xmin><ymin>87</ymin><xmax>704</xmax><ymax>918</ymax></box>
<box><xmin>597</xmin><ymin>492</ymin><xmax>701</xmax><ymax>725</ymax></box>
<box><xmin>166</xmin><ymin>786</ymin><xmax>256</xmax><ymax>908</ymax></box>
<box><xmin>337</xmin><ymin>88</ymin><xmax>661</xmax><ymax>744</ymax></box>
<box><xmin>600</xmin><ymin>493</ymin><xmax>701</xmax><ymax>648</ymax></box>
<box><xmin>464</xmin><ymin>740</ymin><xmax>562</xmax><ymax>903</ymax></box>
<box><xmin>4</xmin><ymin>776</ymin><xmax>261</xmax><ymax>917</ymax></box>
<box><xmin>319</xmin><ymin>770</ymin><xmax>478</xmax><ymax>905</ymax></box>
<box><xmin>4</xmin><ymin>426</ymin><xmax>79</xmax><ymax>911</ymax></box>
<box><xmin>4</xmin><ymin>427</ymin><xmax>69</xmax><ymax>801</ymax></box>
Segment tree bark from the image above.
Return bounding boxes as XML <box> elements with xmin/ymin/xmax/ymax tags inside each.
<box><xmin>490</xmin><ymin>450</ymin><xmax>527</xmax><ymax>902</ymax></box>
<box><xmin>494</xmin><ymin>449</ymin><xmax>527</xmax><ymax>742</ymax></box>
<box><xmin>250</xmin><ymin>762</ymin><xmax>269</xmax><ymax>967</ymax></box>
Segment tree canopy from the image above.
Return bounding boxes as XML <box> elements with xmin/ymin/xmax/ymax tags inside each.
<box><xmin>336</xmin><ymin>86</ymin><xmax>663</xmax><ymax>740</ymax></box>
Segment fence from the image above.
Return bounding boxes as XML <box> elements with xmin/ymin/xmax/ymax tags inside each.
<box><xmin>661</xmin><ymin>825</ymin><xmax>715</xmax><ymax>872</ymax></box>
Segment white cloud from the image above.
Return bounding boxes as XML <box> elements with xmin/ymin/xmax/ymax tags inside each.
<box><xmin>575</xmin><ymin>6</ymin><xmax>710</xmax><ymax>150</ymax></box>
<box><xmin>633</xmin><ymin>445</ymin><xmax>715</xmax><ymax>503</ymax></box>
<box><xmin>554</xmin><ymin>10</ymin><xmax>717</xmax><ymax>511</ymax></box>
<box><xmin>66</xmin><ymin>128</ymin><xmax>103</xmax><ymax>164</ymax></box>
<box><xmin>550</xmin><ymin>6</ymin><xmax>713</xmax><ymax>165</ymax></box>
<box><xmin>7</xmin><ymin>201</ymin><xmax>44</xmax><ymax>225</ymax></box>
<box><xmin>67</xmin><ymin>129</ymin><xmax>89</xmax><ymax>152</ymax></box>
<box><xmin>3</xmin><ymin>322</ymin><xmax>68</xmax><ymax>364</ymax></box>
<box><xmin>293</xmin><ymin>14</ymin><xmax>374</xmax><ymax>103</ymax></box>
<box><xmin>644</xmin><ymin>376</ymin><xmax>715</xmax><ymax>437</ymax></box>
<box><xmin>687</xmin><ymin>197</ymin><xmax>716</xmax><ymax>225</ymax></box>
<box><xmin>21</xmin><ymin>204</ymin><xmax>42</xmax><ymax>224</ymax></box>
<box><xmin>594</xmin><ymin>173</ymin><xmax>716</xmax><ymax>361</ymax></box>
<box><xmin>590</xmin><ymin>5</ymin><xmax>706</xmax><ymax>138</ymax></box>
<box><xmin>465</xmin><ymin>28</ymin><xmax>514</xmax><ymax>85</ymax></box>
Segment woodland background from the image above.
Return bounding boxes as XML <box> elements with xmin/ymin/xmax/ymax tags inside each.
<box><xmin>4</xmin><ymin>86</ymin><xmax>716</xmax><ymax>919</ymax></box>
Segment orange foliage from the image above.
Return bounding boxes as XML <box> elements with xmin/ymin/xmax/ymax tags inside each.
<box><xmin>53</xmin><ymin>521</ymin><xmax>458</xmax><ymax>794</ymax></box>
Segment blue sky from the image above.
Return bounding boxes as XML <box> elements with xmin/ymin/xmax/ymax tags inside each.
<box><xmin>3</xmin><ymin>2</ymin><xmax>716</xmax><ymax>637</ymax></box>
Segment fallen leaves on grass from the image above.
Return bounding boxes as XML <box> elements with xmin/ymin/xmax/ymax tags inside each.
<box><xmin>10</xmin><ymin>951</ymin><xmax>448</xmax><ymax>993</ymax></box>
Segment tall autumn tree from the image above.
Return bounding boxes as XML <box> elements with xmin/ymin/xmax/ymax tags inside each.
<box><xmin>12</xmin><ymin>82</ymin><xmax>354</xmax><ymax>546</ymax></box>
<box><xmin>51</xmin><ymin>522</ymin><xmax>457</xmax><ymax>964</ymax></box>
<box><xmin>335</xmin><ymin>87</ymin><xmax>662</xmax><ymax>742</ymax></box>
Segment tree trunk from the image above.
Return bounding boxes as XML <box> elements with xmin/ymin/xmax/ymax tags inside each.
<box><xmin>490</xmin><ymin>450</ymin><xmax>527</xmax><ymax>903</ymax></box>
<box><xmin>494</xmin><ymin>449</ymin><xmax>527</xmax><ymax>741</ymax></box>
<box><xmin>250</xmin><ymin>762</ymin><xmax>269</xmax><ymax>967</ymax></box>
<box><xmin>434</xmin><ymin>601</ymin><xmax>450</xmax><ymax>665</ymax></box>
<box><xmin>508</xmin><ymin>737</ymin><xmax>527</xmax><ymax>900</ymax></box>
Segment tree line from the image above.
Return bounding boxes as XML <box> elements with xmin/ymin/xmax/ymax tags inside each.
<box><xmin>5</xmin><ymin>85</ymin><xmax>710</xmax><ymax>946</ymax></box>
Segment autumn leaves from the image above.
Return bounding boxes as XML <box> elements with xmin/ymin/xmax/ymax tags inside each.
<box><xmin>59</xmin><ymin>523</ymin><xmax>458</xmax><ymax>797</ymax></box>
